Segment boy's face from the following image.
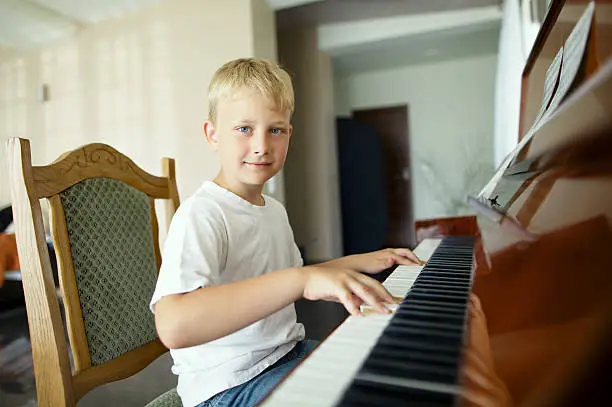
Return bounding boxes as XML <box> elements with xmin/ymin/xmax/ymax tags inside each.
<box><xmin>204</xmin><ymin>89</ymin><xmax>292</xmax><ymax>191</ymax></box>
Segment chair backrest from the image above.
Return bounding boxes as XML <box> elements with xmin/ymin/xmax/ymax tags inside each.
<box><xmin>6</xmin><ymin>138</ymin><xmax>180</xmax><ymax>407</ymax></box>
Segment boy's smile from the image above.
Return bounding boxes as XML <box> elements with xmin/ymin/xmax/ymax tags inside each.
<box><xmin>204</xmin><ymin>88</ymin><xmax>293</xmax><ymax>204</ymax></box>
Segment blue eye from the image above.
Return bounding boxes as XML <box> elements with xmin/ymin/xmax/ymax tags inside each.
<box><xmin>238</xmin><ymin>126</ymin><xmax>250</xmax><ymax>133</ymax></box>
<box><xmin>271</xmin><ymin>128</ymin><xmax>283</xmax><ymax>135</ymax></box>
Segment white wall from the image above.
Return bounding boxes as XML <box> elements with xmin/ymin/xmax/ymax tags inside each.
<box><xmin>0</xmin><ymin>0</ymin><xmax>278</xmax><ymax>211</ymax></box>
<box><xmin>336</xmin><ymin>54</ymin><xmax>498</xmax><ymax>220</ymax></box>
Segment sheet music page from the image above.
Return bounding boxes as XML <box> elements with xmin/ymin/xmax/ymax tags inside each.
<box><xmin>477</xmin><ymin>47</ymin><xmax>564</xmax><ymax>200</ymax></box>
<box><xmin>532</xmin><ymin>47</ymin><xmax>564</xmax><ymax>127</ymax></box>
<box><xmin>539</xmin><ymin>1</ymin><xmax>595</xmax><ymax>123</ymax></box>
<box><xmin>476</xmin><ymin>1</ymin><xmax>595</xmax><ymax>202</ymax></box>
<box><xmin>477</xmin><ymin>49</ymin><xmax>562</xmax><ymax>201</ymax></box>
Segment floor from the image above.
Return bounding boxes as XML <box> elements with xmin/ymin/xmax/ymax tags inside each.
<box><xmin>0</xmin><ymin>300</ymin><xmax>347</xmax><ymax>407</ymax></box>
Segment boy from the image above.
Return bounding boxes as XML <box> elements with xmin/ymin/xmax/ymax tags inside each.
<box><xmin>151</xmin><ymin>58</ymin><xmax>419</xmax><ymax>407</ymax></box>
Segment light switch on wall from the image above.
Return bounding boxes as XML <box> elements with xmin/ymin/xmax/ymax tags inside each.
<box><xmin>38</xmin><ymin>84</ymin><xmax>50</xmax><ymax>102</ymax></box>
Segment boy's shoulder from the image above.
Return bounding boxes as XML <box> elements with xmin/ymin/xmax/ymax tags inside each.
<box><xmin>173</xmin><ymin>182</ymin><xmax>225</xmax><ymax>223</ymax></box>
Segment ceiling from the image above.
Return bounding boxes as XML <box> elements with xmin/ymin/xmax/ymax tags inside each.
<box><xmin>0</xmin><ymin>0</ymin><xmax>327</xmax><ymax>49</ymax></box>
<box><xmin>0</xmin><ymin>0</ymin><xmax>165</xmax><ymax>48</ymax></box>
<box><xmin>277</xmin><ymin>0</ymin><xmax>501</xmax><ymax>29</ymax></box>
<box><xmin>0</xmin><ymin>0</ymin><xmax>502</xmax><ymax>74</ymax></box>
<box><xmin>332</xmin><ymin>21</ymin><xmax>501</xmax><ymax>74</ymax></box>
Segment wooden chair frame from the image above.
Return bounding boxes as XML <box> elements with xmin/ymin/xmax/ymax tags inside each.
<box><xmin>6</xmin><ymin>138</ymin><xmax>180</xmax><ymax>407</ymax></box>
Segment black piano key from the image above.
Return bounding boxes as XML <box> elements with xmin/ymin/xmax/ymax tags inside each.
<box><xmin>424</xmin><ymin>261</ymin><xmax>471</xmax><ymax>265</ymax></box>
<box><xmin>388</xmin><ymin>317</ymin><xmax>464</xmax><ymax>334</ymax></box>
<box><xmin>371</xmin><ymin>337</ymin><xmax>459</xmax><ymax>357</ymax></box>
<box><xmin>422</xmin><ymin>262</ymin><xmax>472</xmax><ymax>268</ymax></box>
<box><xmin>369</xmin><ymin>346</ymin><xmax>458</xmax><ymax>367</ymax></box>
<box><xmin>376</xmin><ymin>336</ymin><xmax>461</xmax><ymax>359</ymax></box>
<box><xmin>407</xmin><ymin>292</ymin><xmax>469</xmax><ymax>305</ymax></box>
<box><xmin>361</xmin><ymin>358</ymin><xmax>458</xmax><ymax>384</ymax></box>
<box><xmin>417</xmin><ymin>270</ymin><xmax>471</xmax><ymax>278</ymax></box>
<box><xmin>428</xmin><ymin>253</ymin><xmax>471</xmax><ymax>259</ymax></box>
<box><xmin>400</xmin><ymin>298</ymin><xmax>466</xmax><ymax>313</ymax></box>
<box><xmin>338</xmin><ymin>379</ymin><xmax>454</xmax><ymax>407</ymax></box>
<box><xmin>410</xmin><ymin>284</ymin><xmax>470</xmax><ymax>294</ymax></box>
<box><xmin>393</xmin><ymin>308</ymin><xmax>465</xmax><ymax>324</ymax></box>
<box><xmin>428</xmin><ymin>250</ymin><xmax>471</xmax><ymax>255</ymax></box>
<box><xmin>412</xmin><ymin>283</ymin><xmax>470</xmax><ymax>294</ymax></box>
<box><xmin>411</xmin><ymin>281</ymin><xmax>471</xmax><ymax>290</ymax></box>
<box><xmin>383</xmin><ymin>325</ymin><xmax>463</xmax><ymax>348</ymax></box>
<box><xmin>411</xmin><ymin>282</ymin><xmax>470</xmax><ymax>293</ymax></box>
<box><xmin>415</xmin><ymin>276</ymin><xmax>471</xmax><ymax>285</ymax></box>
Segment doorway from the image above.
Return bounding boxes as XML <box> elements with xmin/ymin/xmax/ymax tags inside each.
<box><xmin>337</xmin><ymin>105</ymin><xmax>415</xmax><ymax>253</ymax></box>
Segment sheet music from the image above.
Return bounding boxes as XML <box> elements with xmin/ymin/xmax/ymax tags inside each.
<box><xmin>540</xmin><ymin>1</ymin><xmax>595</xmax><ymax>122</ymax></box>
<box><xmin>532</xmin><ymin>47</ymin><xmax>564</xmax><ymax>127</ymax></box>
<box><xmin>478</xmin><ymin>47</ymin><xmax>564</xmax><ymax>201</ymax></box>
<box><xmin>477</xmin><ymin>1</ymin><xmax>595</xmax><ymax>202</ymax></box>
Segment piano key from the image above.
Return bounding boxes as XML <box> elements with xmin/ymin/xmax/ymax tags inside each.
<box><xmin>415</xmin><ymin>276</ymin><xmax>471</xmax><ymax>284</ymax></box>
<box><xmin>394</xmin><ymin>301</ymin><xmax>467</xmax><ymax>315</ymax></box>
<box><xmin>260</xmin><ymin>238</ymin><xmax>451</xmax><ymax>407</ymax></box>
<box><xmin>375</xmin><ymin>335</ymin><xmax>461</xmax><ymax>358</ymax></box>
<box><xmin>393</xmin><ymin>308</ymin><xmax>465</xmax><ymax>324</ymax></box>
<box><xmin>407</xmin><ymin>292</ymin><xmax>468</xmax><ymax>305</ymax></box>
<box><xmin>414</xmin><ymin>282</ymin><xmax>471</xmax><ymax>292</ymax></box>
<box><xmin>360</xmin><ymin>358</ymin><xmax>458</xmax><ymax>384</ymax></box>
<box><xmin>388</xmin><ymin>317</ymin><xmax>464</xmax><ymax>333</ymax></box>
<box><xmin>395</xmin><ymin>302</ymin><xmax>466</xmax><ymax>313</ymax></box>
<box><xmin>383</xmin><ymin>323</ymin><xmax>463</xmax><ymax>341</ymax></box>
<box><xmin>351</xmin><ymin>371</ymin><xmax>460</xmax><ymax>396</ymax></box>
<box><xmin>338</xmin><ymin>379</ymin><xmax>454</xmax><ymax>407</ymax></box>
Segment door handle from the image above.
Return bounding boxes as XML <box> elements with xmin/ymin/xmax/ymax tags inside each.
<box><xmin>401</xmin><ymin>167</ymin><xmax>410</xmax><ymax>181</ymax></box>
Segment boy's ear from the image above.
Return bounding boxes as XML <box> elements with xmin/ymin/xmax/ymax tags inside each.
<box><xmin>288</xmin><ymin>124</ymin><xmax>293</xmax><ymax>139</ymax></box>
<box><xmin>203</xmin><ymin>120</ymin><xmax>219</xmax><ymax>150</ymax></box>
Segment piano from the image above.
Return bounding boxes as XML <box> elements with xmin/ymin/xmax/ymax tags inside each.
<box><xmin>262</xmin><ymin>0</ymin><xmax>612</xmax><ymax>406</ymax></box>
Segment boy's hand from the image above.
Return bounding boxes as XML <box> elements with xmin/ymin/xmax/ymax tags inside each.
<box><xmin>350</xmin><ymin>248</ymin><xmax>421</xmax><ymax>274</ymax></box>
<box><xmin>301</xmin><ymin>266</ymin><xmax>395</xmax><ymax>316</ymax></box>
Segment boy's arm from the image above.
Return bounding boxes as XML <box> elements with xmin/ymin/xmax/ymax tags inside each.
<box><xmin>155</xmin><ymin>267</ymin><xmax>302</xmax><ymax>349</ymax></box>
<box><xmin>154</xmin><ymin>265</ymin><xmax>393</xmax><ymax>349</ymax></box>
<box><xmin>319</xmin><ymin>248</ymin><xmax>421</xmax><ymax>274</ymax></box>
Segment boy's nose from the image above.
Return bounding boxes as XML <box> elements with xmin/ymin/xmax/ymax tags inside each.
<box><xmin>252</xmin><ymin>132</ymin><xmax>269</xmax><ymax>155</ymax></box>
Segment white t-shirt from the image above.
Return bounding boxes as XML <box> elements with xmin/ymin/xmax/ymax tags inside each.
<box><xmin>150</xmin><ymin>181</ymin><xmax>305</xmax><ymax>407</ymax></box>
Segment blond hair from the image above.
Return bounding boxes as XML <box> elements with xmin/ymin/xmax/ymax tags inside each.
<box><xmin>208</xmin><ymin>58</ymin><xmax>294</xmax><ymax>123</ymax></box>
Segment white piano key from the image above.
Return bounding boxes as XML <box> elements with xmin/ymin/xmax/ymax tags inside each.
<box><xmin>413</xmin><ymin>238</ymin><xmax>442</xmax><ymax>261</ymax></box>
<box><xmin>261</xmin><ymin>239</ymin><xmax>442</xmax><ymax>407</ymax></box>
<box><xmin>263</xmin><ymin>315</ymin><xmax>392</xmax><ymax>407</ymax></box>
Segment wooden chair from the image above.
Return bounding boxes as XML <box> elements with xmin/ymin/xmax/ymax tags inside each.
<box><xmin>6</xmin><ymin>138</ymin><xmax>182</xmax><ymax>407</ymax></box>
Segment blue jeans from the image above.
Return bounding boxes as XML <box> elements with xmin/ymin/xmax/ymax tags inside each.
<box><xmin>197</xmin><ymin>340</ymin><xmax>319</xmax><ymax>407</ymax></box>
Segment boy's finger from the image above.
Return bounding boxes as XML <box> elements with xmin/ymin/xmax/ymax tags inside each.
<box><xmin>348</xmin><ymin>280</ymin><xmax>389</xmax><ymax>314</ymax></box>
<box><xmin>357</xmin><ymin>274</ymin><xmax>394</xmax><ymax>304</ymax></box>
<box><xmin>339</xmin><ymin>290</ymin><xmax>362</xmax><ymax>316</ymax></box>
<box><xmin>390</xmin><ymin>253</ymin><xmax>416</xmax><ymax>266</ymax></box>
<box><xmin>392</xmin><ymin>248</ymin><xmax>420</xmax><ymax>264</ymax></box>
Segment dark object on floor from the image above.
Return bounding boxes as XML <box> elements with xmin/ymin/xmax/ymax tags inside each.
<box><xmin>0</xmin><ymin>207</ymin><xmax>12</xmax><ymax>233</ymax></box>
<box><xmin>0</xmin><ymin>307</ymin><xmax>34</xmax><ymax>396</ymax></box>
